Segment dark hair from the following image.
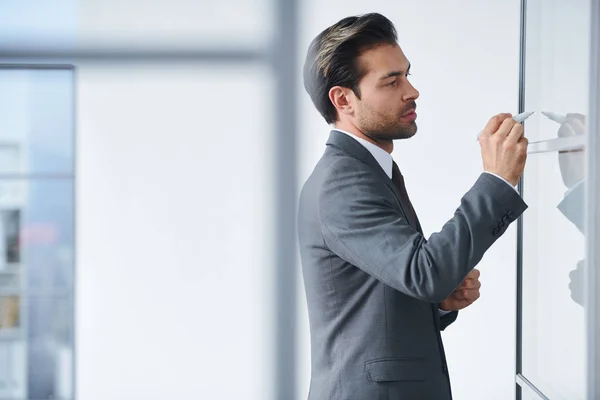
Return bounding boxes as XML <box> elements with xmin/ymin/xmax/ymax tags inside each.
<box><xmin>303</xmin><ymin>13</ymin><xmax>398</xmax><ymax>124</ymax></box>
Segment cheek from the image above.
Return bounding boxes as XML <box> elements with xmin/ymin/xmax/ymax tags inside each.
<box><xmin>359</xmin><ymin>89</ymin><xmax>404</xmax><ymax>119</ymax></box>
<box><xmin>363</xmin><ymin>93</ymin><xmax>396</xmax><ymax>114</ymax></box>
<box><xmin>379</xmin><ymin>90</ymin><xmax>404</xmax><ymax>110</ymax></box>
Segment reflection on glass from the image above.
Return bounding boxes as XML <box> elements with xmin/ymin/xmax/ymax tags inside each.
<box><xmin>556</xmin><ymin>113</ymin><xmax>586</xmax><ymax>235</ymax></box>
<box><xmin>522</xmin><ymin>148</ymin><xmax>586</xmax><ymax>400</ymax></box>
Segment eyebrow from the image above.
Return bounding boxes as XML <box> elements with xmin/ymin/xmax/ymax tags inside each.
<box><xmin>379</xmin><ymin>63</ymin><xmax>411</xmax><ymax>80</ymax></box>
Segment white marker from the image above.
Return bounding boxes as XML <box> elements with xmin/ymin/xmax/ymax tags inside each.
<box><xmin>476</xmin><ymin>111</ymin><xmax>534</xmax><ymax>140</ymax></box>
<box><xmin>541</xmin><ymin>111</ymin><xmax>567</xmax><ymax>124</ymax></box>
<box><xmin>512</xmin><ymin>110</ymin><xmax>535</xmax><ymax>123</ymax></box>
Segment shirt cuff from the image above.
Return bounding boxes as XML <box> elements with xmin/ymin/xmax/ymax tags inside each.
<box><xmin>483</xmin><ymin>171</ymin><xmax>519</xmax><ymax>193</ymax></box>
<box><xmin>438</xmin><ymin>309</ymin><xmax>453</xmax><ymax>316</ymax></box>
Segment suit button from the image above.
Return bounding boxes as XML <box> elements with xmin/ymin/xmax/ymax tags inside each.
<box><xmin>442</xmin><ymin>364</ymin><xmax>448</xmax><ymax>374</ymax></box>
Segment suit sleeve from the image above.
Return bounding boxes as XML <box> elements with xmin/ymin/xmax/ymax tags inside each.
<box><xmin>318</xmin><ymin>159</ymin><xmax>528</xmax><ymax>303</ymax></box>
<box><xmin>439</xmin><ymin>310</ymin><xmax>459</xmax><ymax>331</ymax></box>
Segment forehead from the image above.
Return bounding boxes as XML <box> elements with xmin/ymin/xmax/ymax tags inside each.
<box><xmin>358</xmin><ymin>44</ymin><xmax>409</xmax><ymax>78</ymax></box>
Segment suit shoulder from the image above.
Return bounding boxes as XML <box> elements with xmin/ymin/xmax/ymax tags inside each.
<box><xmin>319</xmin><ymin>151</ymin><xmax>373</xmax><ymax>181</ymax></box>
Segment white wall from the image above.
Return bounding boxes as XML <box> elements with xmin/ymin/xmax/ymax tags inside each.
<box><xmin>297</xmin><ymin>2</ymin><xmax>521</xmax><ymax>399</ymax></box>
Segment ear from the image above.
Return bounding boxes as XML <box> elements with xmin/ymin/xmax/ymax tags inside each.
<box><xmin>328</xmin><ymin>86</ymin><xmax>356</xmax><ymax>118</ymax></box>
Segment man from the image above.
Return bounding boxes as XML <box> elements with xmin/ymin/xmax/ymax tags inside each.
<box><xmin>298</xmin><ymin>13</ymin><xmax>529</xmax><ymax>400</ymax></box>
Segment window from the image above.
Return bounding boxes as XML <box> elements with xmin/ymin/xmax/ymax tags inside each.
<box><xmin>0</xmin><ymin>66</ymin><xmax>75</xmax><ymax>400</ymax></box>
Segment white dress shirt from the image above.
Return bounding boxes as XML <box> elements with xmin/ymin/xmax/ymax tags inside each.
<box><xmin>333</xmin><ymin>128</ymin><xmax>517</xmax><ymax>315</ymax></box>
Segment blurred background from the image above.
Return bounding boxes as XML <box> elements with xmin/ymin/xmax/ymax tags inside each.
<box><xmin>0</xmin><ymin>0</ymin><xmax>597</xmax><ymax>399</ymax></box>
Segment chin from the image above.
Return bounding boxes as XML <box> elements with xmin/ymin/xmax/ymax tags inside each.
<box><xmin>393</xmin><ymin>124</ymin><xmax>417</xmax><ymax>140</ymax></box>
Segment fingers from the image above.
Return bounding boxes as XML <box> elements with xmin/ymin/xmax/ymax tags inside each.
<box><xmin>517</xmin><ymin>135</ymin><xmax>529</xmax><ymax>158</ymax></box>
<box><xmin>457</xmin><ymin>278</ymin><xmax>481</xmax><ymax>290</ymax></box>
<box><xmin>453</xmin><ymin>288</ymin><xmax>481</xmax><ymax>302</ymax></box>
<box><xmin>495</xmin><ymin>114</ymin><xmax>517</xmax><ymax>138</ymax></box>
<box><xmin>468</xmin><ymin>268</ymin><xmax>480</xmax><ymax>279</ymax></box>
<box><xmin>506</xmin><ymin>122</ymin><xmax>525</xmax><ymax>146</ymax></box>
<box><xmin>480</xmin><ymin>113</ymin><xmax>512</xmax><ymax>138</ymax></box>
<box><xmin>456</xmin><ymin>269</ymin><xmax>481</xmax><ymax>290</ymax></box>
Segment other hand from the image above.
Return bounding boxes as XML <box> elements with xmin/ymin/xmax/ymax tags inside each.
<box><xmin>440</xmin><ymin>269</ymin><xmax>481</xmax><ymax>311</ymax></box>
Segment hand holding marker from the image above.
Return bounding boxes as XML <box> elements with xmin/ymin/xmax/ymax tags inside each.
<box><xmin>476</xmin><ymin>111</ymin><xmax>534</xmax><ymax>141</ymax></box>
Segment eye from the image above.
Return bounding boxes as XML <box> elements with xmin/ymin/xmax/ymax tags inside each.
<box><xmin>387</xmin><ymin>80</ymin><xmax>397</xmax><ymax>87</ymax></box>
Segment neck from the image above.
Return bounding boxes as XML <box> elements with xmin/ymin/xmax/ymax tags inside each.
<box><xmin>334</xmin><ymin>122</ymin><xmax>394</xmax><ymax>154</ymax></box>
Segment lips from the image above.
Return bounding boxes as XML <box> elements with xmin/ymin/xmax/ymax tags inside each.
<box><xmin>402</xmin><ymin>109</ymin><xmax>417</xmax><ymax>120</ymax></box>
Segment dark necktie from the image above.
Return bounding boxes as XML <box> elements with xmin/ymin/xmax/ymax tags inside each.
<box><xmin>391</xmin><ymin>161</ymin><xmax>421</xmax><ymax>232</ymax></box>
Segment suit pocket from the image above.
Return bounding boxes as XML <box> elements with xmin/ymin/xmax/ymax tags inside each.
<box><xmin>365</xmin><ymin>357</ymin><xmax>427</xmax><ymax>383</ymax></box>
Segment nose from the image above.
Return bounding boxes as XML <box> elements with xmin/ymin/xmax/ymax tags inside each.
<box><xmin>403</xmin><ymin>81</ymin><xmax>419</xmax><ymax>102</ymax></box>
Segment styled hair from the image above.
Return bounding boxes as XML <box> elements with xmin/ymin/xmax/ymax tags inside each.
<box><xmin>303</xmin><ymin>13</ymin><xmax>398</xmax><ymax>124</ymax></box>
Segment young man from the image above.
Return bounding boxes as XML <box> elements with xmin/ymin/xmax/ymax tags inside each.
<box><xmin>298</xmin><ymin>13</ymin><xmax>529</xmax><ymax>400</ymax></box>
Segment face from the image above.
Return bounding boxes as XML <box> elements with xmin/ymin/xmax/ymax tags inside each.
<box><xmin>353</xmin><ymin>44</ymin><xmax>420</xmax><ymax>141</ymax></box>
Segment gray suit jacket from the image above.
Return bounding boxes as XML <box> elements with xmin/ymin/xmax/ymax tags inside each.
<box><xmin>297</xmin><ymin>130</ymin><xmax>528</xmax><ymax>400</ymax></box>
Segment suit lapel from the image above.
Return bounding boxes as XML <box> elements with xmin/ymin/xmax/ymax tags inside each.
<box><xmin>326</xmin><ymin>130</ymin><xmax>422</xmax><ymax>233</ymax></box>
